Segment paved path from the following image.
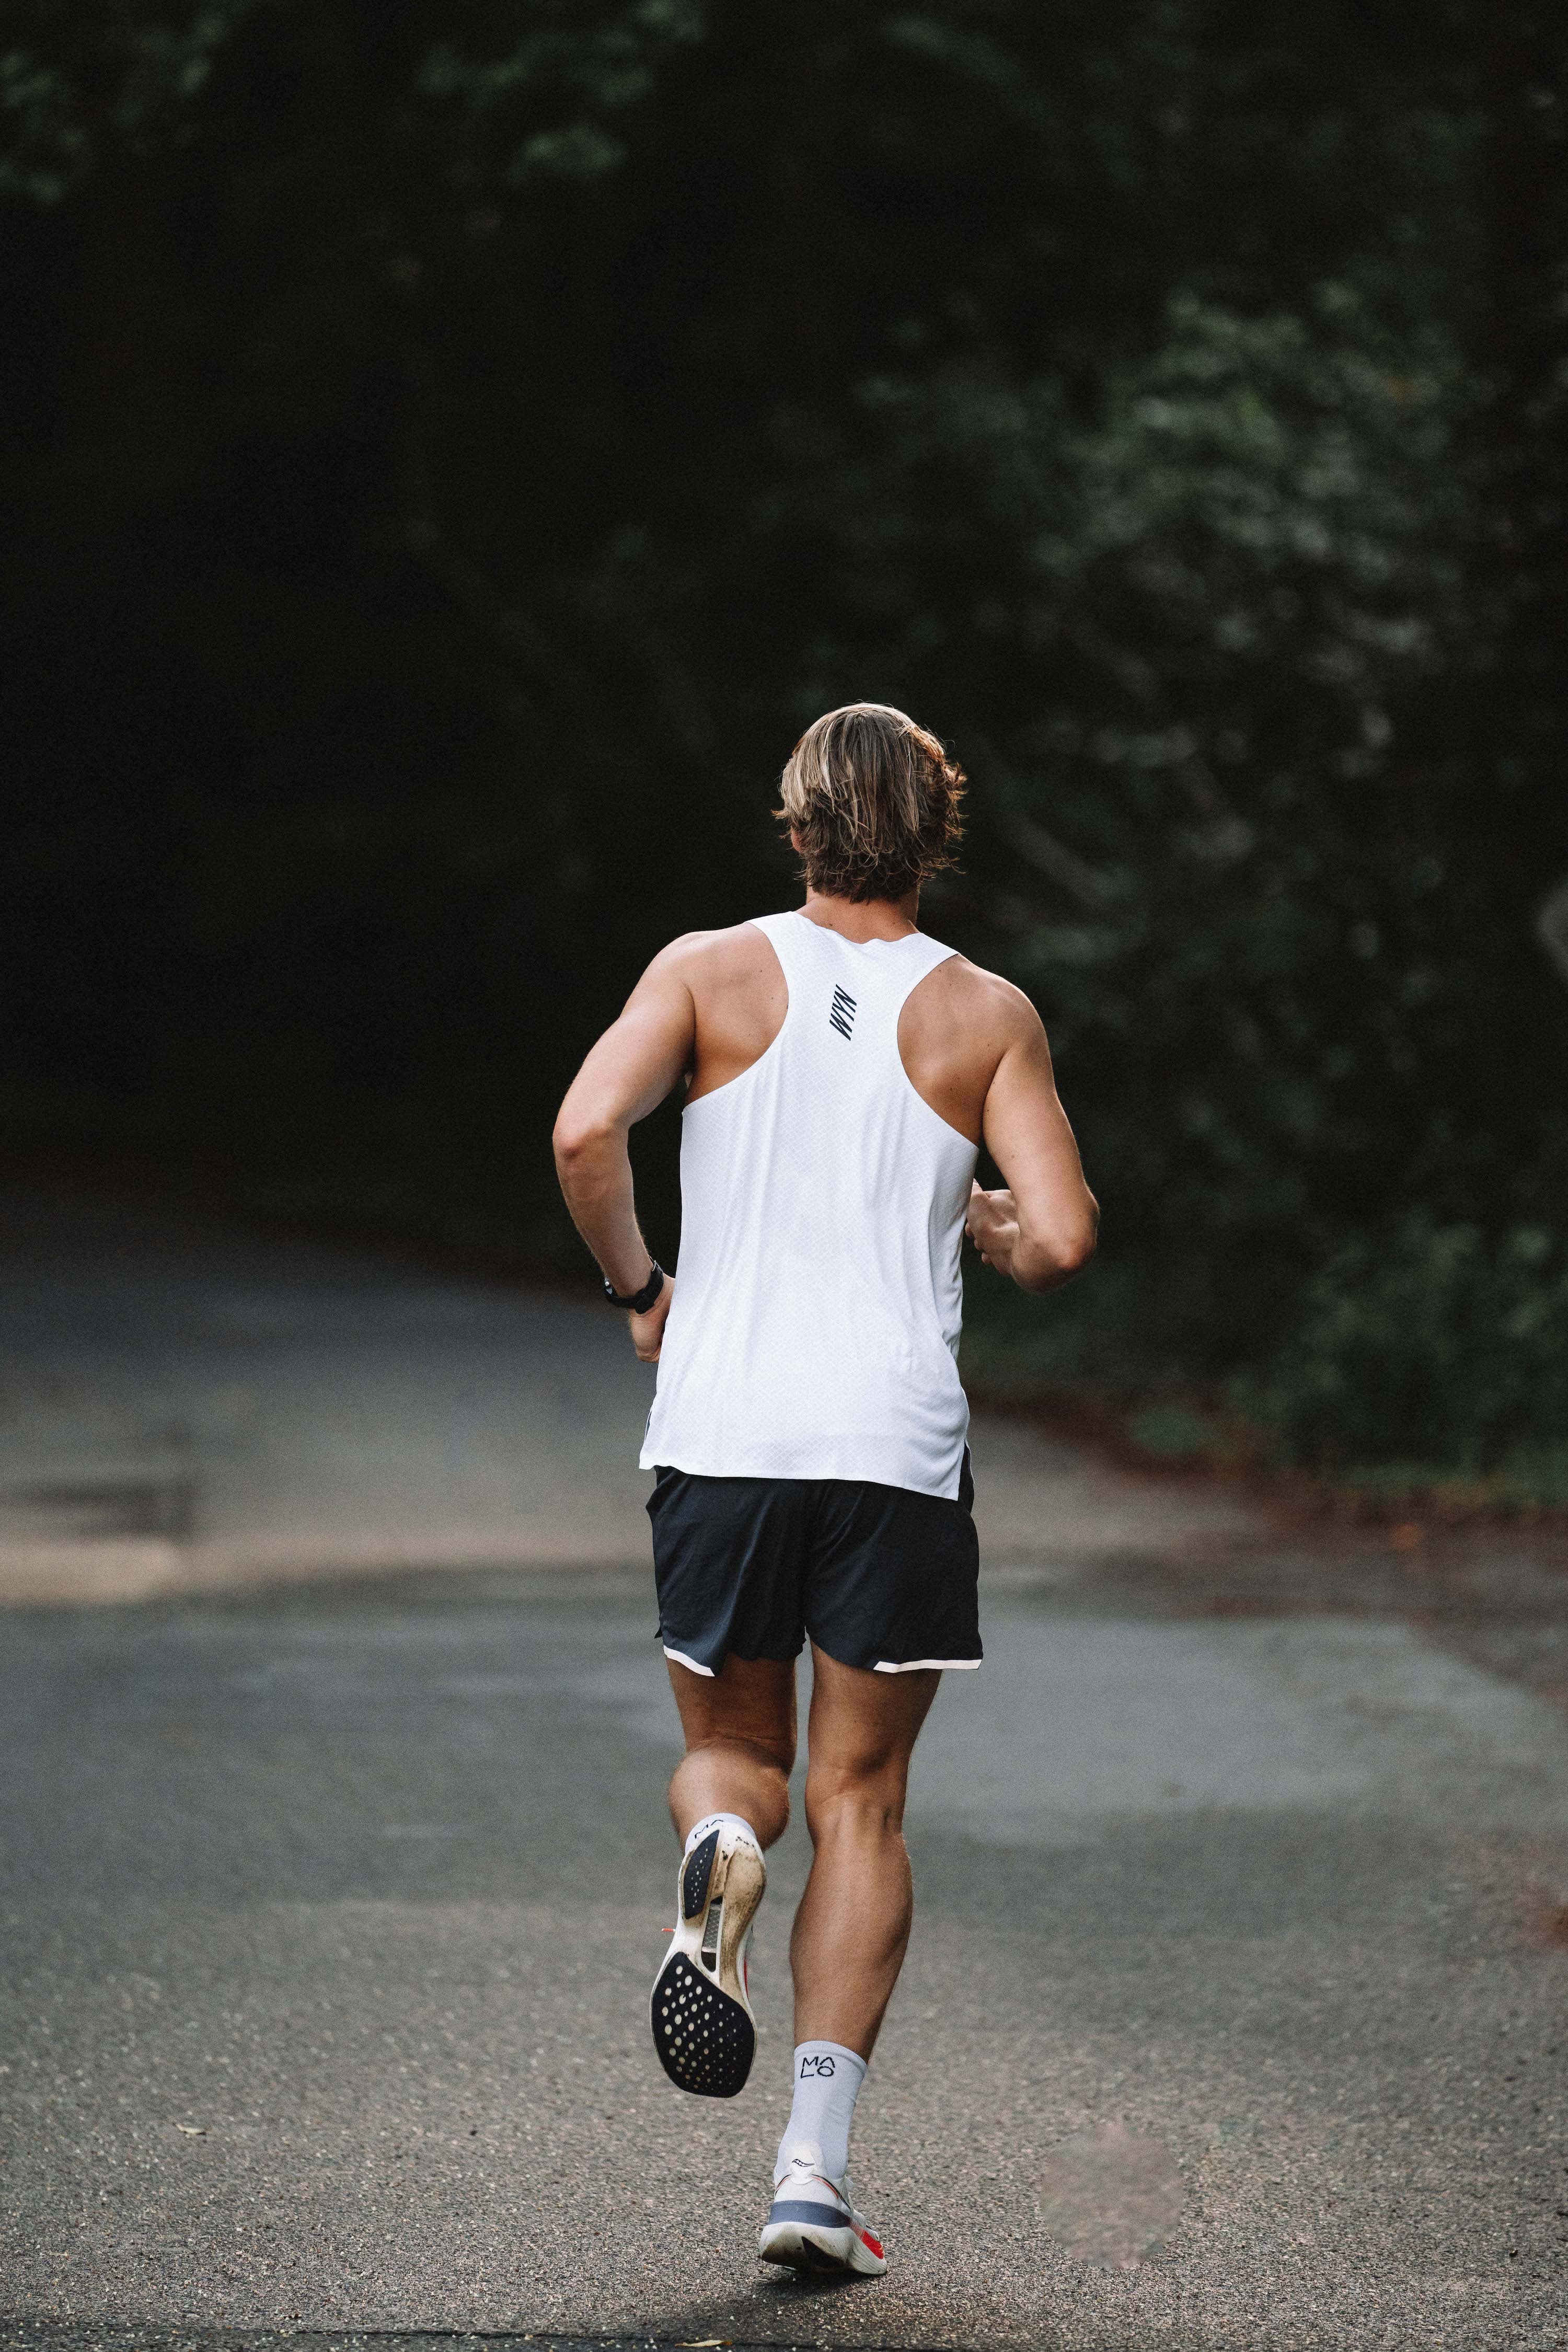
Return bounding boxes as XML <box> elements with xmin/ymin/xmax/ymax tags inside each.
<box><xmin>0</xmin><ymin>1191</ymin><xmax>1256</xmax><ymax>1605</ymax></box>
<box><xmin>2</xmin><ymin>1189</ymin><xmax>1567</xmax><ymax>2350</ymax></box>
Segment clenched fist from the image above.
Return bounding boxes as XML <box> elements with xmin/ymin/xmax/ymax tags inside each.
<box><xmin>629</xmin><ymin>1274</ymin><xmax>674</xmax><ymax>1363</ymax></box>
<box><xmin>964</xmin><ymin>1180</ymin><xmax>1022</xmax><ymax>1278</ymax></box>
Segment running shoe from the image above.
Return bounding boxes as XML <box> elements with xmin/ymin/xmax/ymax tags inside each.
<box><xmin>758</xmin><ymin>2139</ymin><xmax>887</xmax><ymax>2276</ymax></box>
<box><xmin>649</xmin><ymin>1821</ymin><xmax>765</xmax><ymax>2098</ymax></box>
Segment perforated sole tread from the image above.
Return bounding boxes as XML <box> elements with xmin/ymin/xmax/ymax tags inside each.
<box><xmin>651</xmin><ymin>1947</ymin><xmax>755</xmax><ymax>2099</ymax></box>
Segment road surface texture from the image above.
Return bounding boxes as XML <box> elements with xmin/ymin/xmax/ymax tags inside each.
<box><xmin>2</xmin><ymin>1185</ymin><xmax>1567</xmax><ymax>2352</ymax></box>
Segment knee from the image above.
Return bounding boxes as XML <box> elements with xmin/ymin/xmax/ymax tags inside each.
<box><xmin>803</xmin><ymin>1759</ymin><xmax>906</xmax><ymax>1847</ymax></box>
<box><xmin>688</xmin><ymin>1729</ymin><xmax>795</xmax><ymax>1785</ymax></box>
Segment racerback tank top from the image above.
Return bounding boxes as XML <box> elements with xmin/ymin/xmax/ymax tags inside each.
<box><xmin>639</xmin><ymin>909</ymin><xmax>979</xmax><ymax>1498</ymax></box>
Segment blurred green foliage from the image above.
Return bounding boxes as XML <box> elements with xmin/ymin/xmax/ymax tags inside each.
<box><xmin>2</xmin><ymin>1</ymin><xmax>1565</xmax><ymax>1472</ymax></box>
<box><xmin>1124</xmin><ymin>1403</ymin><xmax>1227</xmax><ymax>1466</ymax></box>
<box><xmin>1261</xmin><ymin>1219</ymin><xmax>1568</xmax><ymax>1472</ymax></box>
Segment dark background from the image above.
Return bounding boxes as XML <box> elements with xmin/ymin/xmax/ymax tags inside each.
<box><xmin>4</xmin><ymin>1</ymin><xmax>1566</xmax><ymax>1482</ymax></box>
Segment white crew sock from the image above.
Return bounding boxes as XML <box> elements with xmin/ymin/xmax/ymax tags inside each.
<box><xmin>776</xmin><ymin>2040</ymin><xmax>867</xmax><ymax>2185</ymax></box>
<box><xmin>683</xmin><ymin>1811</ymin><xmax>757</xmax><ymax>1856</ymax></box>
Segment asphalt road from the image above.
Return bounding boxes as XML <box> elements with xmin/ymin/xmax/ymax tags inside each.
<box><xmin>3</xmin><ymin>1189</ymin><xmax>1567</xmax><ymax>2351</ymax></box>
<box><xmin>0</xmin><ymin>1189</ymin><xmax>1253</xmax><ymax>1607</ymax></box>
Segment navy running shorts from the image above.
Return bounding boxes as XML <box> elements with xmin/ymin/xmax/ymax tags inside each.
<box><xmin>647</xmin><ymin>1449</ymin><xmax>981</xmax><ymax>1678</ymax></box>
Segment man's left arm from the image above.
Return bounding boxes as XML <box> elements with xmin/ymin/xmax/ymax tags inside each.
<box><xmin>965</xmin><ymin>988</ymin><xmax>1098</xmax><ymax>1294</ymax></box>
<box><xmin>552</xmin><ymin>942</ymin><xmax>698</xmax><ymax>1361</ymax></box>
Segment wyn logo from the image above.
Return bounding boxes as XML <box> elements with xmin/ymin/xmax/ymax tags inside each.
<box><xmin>828</xmin><ymin>985</ymin><xmax>857</xmax><ymax>1041</ymax></box>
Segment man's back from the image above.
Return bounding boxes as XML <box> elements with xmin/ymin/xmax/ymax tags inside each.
<box><xmin>673</xmin><ymin>910</ymin><xmax>1034</xmax><ymax>1146</ymax></box>
<box><xmin>641</xmin><ymin>907</ymin><xmax>982</xmax><ymax>1496</ymax></box>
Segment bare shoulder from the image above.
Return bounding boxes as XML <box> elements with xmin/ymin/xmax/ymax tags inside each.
<box><xmin>898</xmin><ymin>951</ymin><xmax>1042</xmax><ymax>1142</ymax></box>
<box><xmin>639</xmin><ymin>921</ymin><xmax>778</xmax><ymax>995</ymax></box>
<box><xmin>918</xmin><ymin>952</ymin><xmax>1044</xmax><ymax>1046</ymax></box>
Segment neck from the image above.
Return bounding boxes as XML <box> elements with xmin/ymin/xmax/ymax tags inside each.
<box><xmin>800</xmin><ymin>885</ymin><xmax>919</xmax><ymax>943</ymax></box>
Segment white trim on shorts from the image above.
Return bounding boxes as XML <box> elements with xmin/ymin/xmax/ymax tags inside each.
<box><xmin>663</xmin><ymin>1644</ymin><xmax>716</xmax><ymax>1677</ymax></box>
<box><xmin>873</xmin><ymin>1657</ymin><xmax>982</xmax><ymax>1672</ymax></box>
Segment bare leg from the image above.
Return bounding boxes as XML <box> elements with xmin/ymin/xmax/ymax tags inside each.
<box><xmin>790</xmin><ymin>1645</ymin><xmax>940</xmax><ymax>2059</ymax></box>
<box><xmin>665</xmin><ymin>1651</ymin><xmax>797</xmax><ymax>1849</ymax></box>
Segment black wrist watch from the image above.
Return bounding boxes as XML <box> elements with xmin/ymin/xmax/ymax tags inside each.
<box><xmin>603</xmin><ymin>1260</ymin><xmax>665</xmax><ymax>1314</ymax></box>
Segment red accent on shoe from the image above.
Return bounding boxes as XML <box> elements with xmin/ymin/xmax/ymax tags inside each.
<box><xmin>858</xmin><ymin>2229</ymin><xmax>884</xmax><ymax>2257</ymax></box>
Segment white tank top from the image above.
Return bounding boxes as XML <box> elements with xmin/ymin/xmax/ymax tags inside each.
<box><xmin>640</xmin><ymin>909</ymin><xmax>979</xmax><ymax>1498</ymax></box>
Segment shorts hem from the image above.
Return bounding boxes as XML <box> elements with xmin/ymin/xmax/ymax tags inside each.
<box><xmin>871</xmin><ymin>1656</ymin><xmax>982</xmax><ymax>1672</ymax></box>
<box><xmin>661</xmin><ymin>1638</ymin><xmax>805</xmax><ymax>1677</ymax></box>
<box><xmin>806</xmin><ymin>1632</ymin><xmax>982</xmax><ymax>1676</ymax></box>
<box><xmin>662</xmin><ymin>1643</ymin><xmax>716</xmax><ymax>1677</ymax></box>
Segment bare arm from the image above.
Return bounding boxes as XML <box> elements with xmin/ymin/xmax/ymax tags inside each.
<box><xmin>552</xmin><ymin>941</ymin><xmax>698</xmax><ymax>1360</ymax></box>
<box><xmin>965</xmin><ymin>995</ymin><xmax>1098</xmax><ymax>1294</ymax></box>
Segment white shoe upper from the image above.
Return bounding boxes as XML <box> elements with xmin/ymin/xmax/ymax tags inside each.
<box><xmin>769</xmin><ymin>2137</ymin><xmax>877</xmax><ymax>2231</ymax></box>
<box><xmin>760</xmin><ymin>2138</ymin><xmax>886</xmax><ymax>2274</ymax></box>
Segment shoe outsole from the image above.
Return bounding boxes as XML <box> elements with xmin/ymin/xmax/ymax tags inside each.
<box><xmin>682</xmin><ymin>1830</ymin><xmax>717</xmax><ymax>1918</ymax></box>
<box><xmin>650</xmin><ymin>1947</ymin><xmax>755</xmax><ymax>2097</ymax></box>
<box><xmin>651</xmin><ymin>1828</ymin><xmax>764</xmax><ymax>2099</ymax></box>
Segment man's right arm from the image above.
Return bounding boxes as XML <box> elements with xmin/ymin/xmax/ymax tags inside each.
<box><xmin>965</xmin><ymin>985</ymin><xmax>1098</xmax><ymax>1294</ymax></box>
<box><xmin>552</xmin><ymin>939</ymin><xmax>701</xmax><ymax>1357</ymax></box>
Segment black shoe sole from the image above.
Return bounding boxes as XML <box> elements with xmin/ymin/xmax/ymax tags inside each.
<box><xmin>650</xmin><ymin>1829</ymin><xmax>762</xmax><ymax>2099</ymax></box>
<box><xmin>650</xmin><ymin>1947</ymin><xmax>756</xmax><ymax>2097</ymax></box>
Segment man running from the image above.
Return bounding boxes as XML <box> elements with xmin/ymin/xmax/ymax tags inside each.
<box><xmin>552</xmin><ymin>704</ymin><xmax>1098</xmax><ymax>2276</ymax></box>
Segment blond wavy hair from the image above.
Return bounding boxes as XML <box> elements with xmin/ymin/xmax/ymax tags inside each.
<box><xmin>777</xmin><ymin>704</ymin><xmax>966</xmax><ymax>904</ymax></box>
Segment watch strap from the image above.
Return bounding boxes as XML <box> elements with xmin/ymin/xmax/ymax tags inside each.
<box><xmin>603</xmin><ymin>1260</ymin><xmax>665</xmax><ymax>1314</ymax></box>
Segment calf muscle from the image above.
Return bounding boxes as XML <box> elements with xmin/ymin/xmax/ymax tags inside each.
<box><xmin>791</xmin><ymin>1648</ymin><xmax>939</xmax><ymax>2058</ymax></box>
